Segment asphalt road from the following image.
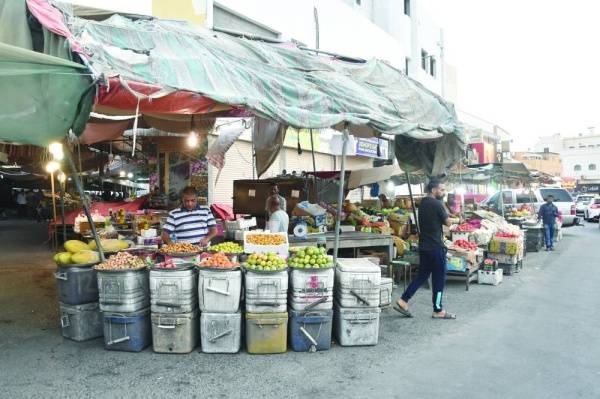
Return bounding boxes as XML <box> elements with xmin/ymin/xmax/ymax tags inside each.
<box><xmin>1</xmin><ymin>220</ymin><xmax>599</xmax><ymax>399</ymax></box>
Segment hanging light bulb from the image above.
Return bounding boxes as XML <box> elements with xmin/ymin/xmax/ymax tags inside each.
<box><xmin>127</xmin><ymin>172</ymin><xmax>134</xmax><ymax>179</ymax></box>
<box><xmin>45</xmin><ymin>161</ymin><xmax>60</xmax><ymax>173</ymax></box>
<box><xmin>48</xmin><ymin>142</ymin><xmax>64</xmax><ymax>161</ymax></box>
<box><xmin>119</xmin><ymin>170</ymin><xmax>126</xmax><ymax>178</ymax></box>
<box><xmin>187</xmin><ymin>131</ymin><xmax>199</xmax><ymax>148</ymax></box>
<box><xmin>57</xmin><ymin>172</ymin><xmax>66</xmax><ymax>183</ymax></box>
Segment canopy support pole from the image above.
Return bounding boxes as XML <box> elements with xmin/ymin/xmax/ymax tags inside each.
<box><xmin>333</xmin><ymin>128</ymin><xmax>348</xmax><ymax>264</ymax></box>
<box><xmin>61</xmin><ymin>180</ymin><xmax>66</xmax><ymax>243</ymax></box>
<box><xmin>310</xmin><ymin>129</ymin><xmax>316</xmax><ymax>173</ymax></box>
<box><xmin>50</xmin><ymin>171</ymin><xmax>57</xmax><ymax>249</ymax></box>
<box><xmin>406</xmin><ymin>172</ymin><xmax>419</xmax><ymax>234</ymax></box>
<box><xmin>65</xmin><ymin>147</ymin><xmax>106</xmax><ymax>262</ymax></box>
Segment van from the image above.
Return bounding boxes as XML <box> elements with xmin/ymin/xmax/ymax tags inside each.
<box><xmin>481</xmin><ymin>187</ymin><xmax>579</xmax><ymax>227</ymax></box>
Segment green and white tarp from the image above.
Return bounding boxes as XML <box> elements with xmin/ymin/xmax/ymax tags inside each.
<box><xmin>0</xmin><ymin>42</ymin><xmax>93</xmax><ymax>146</ymax></box>
<box><xmin>60</xmin><ymin>13</ymin><xmax>464</xmax><ymax>176</ymax></box>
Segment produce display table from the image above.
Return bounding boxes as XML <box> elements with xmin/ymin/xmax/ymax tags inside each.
<box><xmin>446</xmin><ymin>263</ymin><xmax>480</xmax><ymax>291</ymax></box>
<box><xmin>288</xmin><ymin>232</ymin><xmax>394</xmax><ymax>266</ymax></box>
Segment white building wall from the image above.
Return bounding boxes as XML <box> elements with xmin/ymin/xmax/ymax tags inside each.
<box><xmin>534</xmin><ymin>133</ymin><xmax>600</xmax><ymax>178</ymax></box>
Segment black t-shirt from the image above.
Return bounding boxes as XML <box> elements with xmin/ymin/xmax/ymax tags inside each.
<box><xmin>418</xmin><ymin>196</ymin><xmax>449</xmax><ymax>251</ymax></box>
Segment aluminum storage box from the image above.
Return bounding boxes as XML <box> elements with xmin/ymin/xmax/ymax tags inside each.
<box><xmin>151</xmin><ymin>310</ymin><xmax>199</xmax><ymax>354</ymax></box>
<box><xmin>200</xmin><ymin>312</ymin><xmax>242</xmax><ymax>354</ymax></box>
<box><xmin>97</xmin><ymin>268</ymin><xmax>150</xmax><ymax>313</ymax></box>
<box><xmin>334</xmin><ymin>302</ymin><xmax>380</xmax><ymax>347</ymax></box>
<box><xmin>150</xmin><ymin>265</ymin><xmax>197</xmax><ymax>314</ymax></box>
<box><xmin>59</xmin><ymin>301</ymin><xmax>103</xmax><ymax>341</ymax></box>
<box><xmin>245</xmin><ymin>270</ymin><xmax>288</xmax><ymax>313</ymax></box>
<box><xmin>103</xmin><ymin>307</ymin><xmax>152</xmax><ymax>352</ymax></box>
<box><xmin>198</xmin><ymin>269</ymin><xmax>242</xmax><ymax>313</ymax></box>
<box><xmin>335</xmin><ymin>258</ymin><xmax>381</xmax><ymax>308</ymax></box>
<box><xmin>245</xmin><ymin>312</ymin><xmax>288</xmax><ymax>354</ymax></box>
<box><xmin>379</xmin><ymin>277</ymin><xmax>393</xmax><ymax>308</ymax></box>
<box><xmin>55</xmin><ymin>265</ymin><xmax>99</xmax><ymax>305</ymax></box>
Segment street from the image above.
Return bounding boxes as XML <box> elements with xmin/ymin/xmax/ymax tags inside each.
<box><xmin>1</xmin><ymin>220</ymin><xmax>599</xmax><ymax>399</ymax></box>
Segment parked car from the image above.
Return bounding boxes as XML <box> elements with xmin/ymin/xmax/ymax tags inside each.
<box><xmin>584</xmin><ymin>197</ymin><xmax>600</xmax><ymax>222</ymax></box>
<box><xmin>481</xmin><ymin>187</ymin><xmax>579</xmax><ymax>226</ymax></box>
<box><xmin>575</xmin><ymin>194</ymin><xmax>596</xmax><ymax>217</ymax></box>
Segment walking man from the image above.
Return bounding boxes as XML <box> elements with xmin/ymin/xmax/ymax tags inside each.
<box><xmin>394</xmin><ymin>179</ymin><xmax>456</xmax><ymax>320</ymax></box>
<box><xmin>538</xmin><ymin>195</ymin><xmax>559</xmax><ymax>251</ymax></box>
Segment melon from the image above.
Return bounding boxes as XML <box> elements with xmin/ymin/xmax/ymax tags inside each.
<box><xmin>71</xmin><ymin>250</ymin><xmax>100</xmax><ymax>265</ymax></box>
<box><xmin>64</xmin><ymin>240</ymin><xmax>88</xmax><ymax>254</ymax></box>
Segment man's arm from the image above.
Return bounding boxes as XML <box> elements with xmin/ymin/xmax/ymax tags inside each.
<box><xmin>161</xmin><ymin>230</ymin><xmax>172</xmax><ymax>245</ymax></box>
<box><xmin>200</xmin><ymin>226</ymin><xmax>218</xmax><ymax>246</ymax></box>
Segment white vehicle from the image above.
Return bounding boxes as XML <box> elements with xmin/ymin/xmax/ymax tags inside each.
<box><xmin>481</xmin><ymin>187</ymin><xmax>579</xmax><ymax>227</ymax></box>
<box><xmin>575</xmin><ymin>194</ymin><xmax>596</xmax><ymax>217</ymax></box>
<box><xmin>584</xmin><ymin>197</ymin><xmax>600</xmax><ymax>222</ymax></box>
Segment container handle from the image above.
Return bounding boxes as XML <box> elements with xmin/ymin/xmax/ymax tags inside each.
<box><xmin>299</xmin><ymin>326</ymin><xmax>318</xmax><ymax>347</ymax></box>
<box><xmin>60</xmin><ymin>314</ymin><xmax>70</xmax><ymax>328</ymax></box>
<box><xmin>158</xmin><ymin>324</ymin><xmax>176</xmax><ymax>329</ymax></box>
<box><xmin>208</xmin><ymin>329</ymin><xmax>232</xmax><ymax>342</ymax></box>
<box><xmin>54</xmin><ymin>272</ymin><xmax>67</xmax><ymax>281</ymax></box>
<box><xmin>206</xmin><ymin>286</ymin><xmax>231</xmax><ymax>296</ymax></box>
<box><xmin>255</xmin><ymin>319</ymin><xmax>284</xmax><ymax>326</ymax></box>
<box><xmin>155</xmin><ymin>302</ymin><xmax>181</xmax><ymax>308</ymax></box>
<box><xmin>304</xmin><ymin>296</ymin><xmax>328</xmax><ymax>310</ymax></box>
<box><xmin>348</xmin><ymin>319</ymin><xmax>374</xmax><ymax>325</ymax></box>
<box><xmin>252</xmin><ymin>301</ymin><xmax>279</xmax><ymax>306</ymax></box>
<box><xmin>350</xmin><ymin>290</ymin><xmax>371</xmax><ymax>306</ymax></box>
<box><xmin>108</xmin><ymin>336</ymin><xmax>131</xmax><ymax>344</ymax></box>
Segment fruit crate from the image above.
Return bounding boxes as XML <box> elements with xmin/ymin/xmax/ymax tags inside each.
<box><xmin>243</xmin><ymin>231</ymin><xmax>289</xmax><ymax>258</ymax></box>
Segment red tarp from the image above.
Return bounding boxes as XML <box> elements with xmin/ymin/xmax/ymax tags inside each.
<box><xmin>26</xmin><ymin>0</ymin><xmax>83</xmax><ymax>52</ymax></box>
<box><xmin>54</xmin><ymin>195</ymin><xmax>149</xmax><ymax>225</ymax></box>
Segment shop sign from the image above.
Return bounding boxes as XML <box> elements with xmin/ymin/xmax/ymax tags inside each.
<box><xmin>355</xmin><ymin>138</ymin><xmax>389</xmax><ymax>159</ymax></box>
<box><xmin>576</xmin><ymin>184</ymin><xmax>600</xmax><ymax>194</ymax></box>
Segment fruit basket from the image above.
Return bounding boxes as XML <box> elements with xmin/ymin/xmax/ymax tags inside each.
<box><xmin>242</xmin><ymin>252</ymin><xmax>287</xmax><ymax>273</ymax></box>
<box><xmin>287</xmin><ymin>246</ymin><xmax>333</xmax><ymax>270</ymax></box>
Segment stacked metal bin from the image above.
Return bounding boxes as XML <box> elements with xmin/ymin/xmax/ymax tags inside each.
<box><xmin>149</xmin><ymin>264</ymin><xmax>199</xmax><ymax>354</ymax></box>
<box><xmin>288</xmin><ymin>267</ymin><xmax>334</xmax><ymax>352</ymax></box>
<box><xmin>55</xmin><ymin>263</ymin><xmax>103</xmax><ymax>342</ymax></box>
<box><xmin>198</xmin><ymin>268</ymin><xmax>243</xmax><ymax>353</ymax></box>
<box><xmin>244</xmin><ymin>269</ymin><xmax>288</xmax><ymax>354</ymax></box>
<box><xmin>334</xmin><ymin>258</ymin><xmax>382</xmax><ymax>346</ymax></box>
<box><xmin>97</xmin><ymin>267</ymin><xmax>151</xmax><ymax>352</ymax></box>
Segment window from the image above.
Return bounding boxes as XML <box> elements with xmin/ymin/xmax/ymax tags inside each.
<box><xmin>517</xmin><ymin>192</ymin><xmax>536</xmax><ymax>204</ymax></box>
<box><xmin>574</xmin><ymin>164</ymin><xmax>582</xmax><ymax>171</ymax></box>
<box><xmin>430</xmin><ymin>57</ymin><xmax>437</xmax><ymax>77</ymax></box>
<box><xmin>404</xmin><ymin>58</ymin><xmax>410</xmax><ymax>75</ymax></box>
<box><xmin>404</xmin><ymin>0</ymin><xmax>411</xmax><ymax>16</ymax></box>
<box><xmin>589</xmin><ymin>145</ymin><xmax>595</xmax><ymax>148</ymax></box>
<box><xmin>355</xmin><ymin>0</ymin><xmax>361</xmax><ymax>5</ymax></box>
<box><xmin>589</xmin><ymin>164</ymin><xmax>596</xmax><ymax>171</ymax></box>
<box><xmin>569</xmin><ymin>146</ymin><xmax>575</xmax><ymax>149</ymax></box>
<box><xmin>421</xmin><ymin>50</ymin><xmax>429</xmax><ymax>72</ymax></box>
<box><xmin>539</xmin><ymin>188</ymin><xmax>573</xmax><ymax>202</ymax></box>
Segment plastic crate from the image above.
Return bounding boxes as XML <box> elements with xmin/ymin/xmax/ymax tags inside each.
<box><xmin>289</xmin><ymin>309</ymin><xmax>333</xmax><ymax>352</ymax></box>
<box><xmin>447</xmin><ymin>256</ymin><xmax>469</xmax><ymax>272</ymax></box>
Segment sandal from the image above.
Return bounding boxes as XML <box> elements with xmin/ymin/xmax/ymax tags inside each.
<box><xmin>432</xmin><ymin>311</ymin><xmax>456</xmax><ymax>320</ymax></box>
<box><xmin>393</xmin><ymin>303</ymin><xmax>413</xmax><ymax>318</ymax></box>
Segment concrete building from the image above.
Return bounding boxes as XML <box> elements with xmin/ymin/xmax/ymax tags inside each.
<box><xmin>534</xmin><ymin>132</ymin><xmax>600</xmax><ymax>179</ymax></box>
<box><xmin>512</xmin><ymin>151</ymin><xmax>562</xmax><ymax>177</ymax></box>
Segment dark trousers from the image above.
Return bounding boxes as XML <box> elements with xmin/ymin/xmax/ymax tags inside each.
<box><xmin>401</xmin><ymin>247</ymin><xmax>447</xmax><ymax>313</ymax></box>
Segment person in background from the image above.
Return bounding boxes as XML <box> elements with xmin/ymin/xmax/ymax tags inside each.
<box><xmin>265</xmin><ymin>183</ymin><xmax>286</xmax><ymax>217</ymax></box>
<box><xmin>161</xmin><ymin>186</ymin><xmax>218</xmax><ymax>246</ymax></box>
<box><xmin>394</xmin><ymin>179</ymin><xmax>456</xmax><ymax>320</ymax></box>
<box><xmin>16</xmin><ymin>189</ymin><xmax>27</xmax><ymax>217</ymax></box>
<box><xmin>538</xmin><ymin>195</ymin><xmax>559</xmax><ymax>251</ymax></box>
<box><xmin>378</xmin><ymin>194</ymin><xmax>392</xmax><ymax>209</ymax></box>
<box><xmin>267</xmin><ymin>197</ymin><xmax>289</xmax><ymax>233</ymax></box>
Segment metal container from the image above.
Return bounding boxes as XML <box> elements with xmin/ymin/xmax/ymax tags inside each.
<box><xmin>55</xmin><ymin>265</ymin><xmax>99</xmax><ymax>305</ymax></box>
<box><xmin>97</xmin><ymin>268</ymin><xmax>150</xmax><ymax>313</ymax></box>
<box><xmin>289</xmin><ymin>268</ymin><xmax>334</xmax><ymax>293</ymax></box>
<box><xmin>245</xmin><ymin>312</ymin><xmax>288</xmax><ymax>354</ymax></box>
<box><xmin>59</xmin><ymin>301</ymin><xmax>103</xmax><ymax>341</ymax></box>
<box><xmin>289</xmin><ymin>309</ymin><xmax>332</xmax><ymax>352</ymax></box>
<box><xmin>289</xmin><ymin>292</ymin><xmax>333</xmax><ymax>311</ymax></box>
<box><xmin>198</xmin><ymin>269</ymin><xmax>242</xmax><ymax>313</ymax></box>
<box><xmin>200</xmin><ymin>312</ymin><xmax>242</xmax><ymax>354</ymax></box>
<box><xmin>150</xmin><ymin>265</ymin><xmax>197</xmax><ymax>314</ymax></box>
<box><xmin>379</xmin><ymin>277</ymin><xmax>393</xmax><ymax>308</ymax></box>
<box><xmin>335</xmin><ymin>258</ymin><xmax>381</xmax><ymax>308</ymax></box>
<box><xmin>151</xmin><ymin>310</ymin><xmax>199</xmax><ymax>354</ymax></box>
<box><xmin>245</xmin><ymin>270</ymin><xmax>288</xmax><ymax>313</ymax></box>
<box><xmin>334</xmin><ymin>302</ymin><xmax>380</xmax><ymax>347</ymax></box>
<box><xmin>102</xmin><ymin>307</ymin><xmax>152</xmax><ymax>352</ymax></box>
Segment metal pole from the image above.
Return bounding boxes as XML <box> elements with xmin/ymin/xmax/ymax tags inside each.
<box><xmin>406</xmin><ymin>172</ymin><xmax>420</xmax><ymax>234</ymax></box>
<box><xmin>310</xmin><ymin>129</ymin><xmax>316</xmax><ymax>173</ymax></box>
<box><xmin>50</xmin><ymin>171</ymin><xmax>57</xmax><ymax>249</ymax></box>
<box><xmin>333</xmin><ymin>128</ymin><xmax>348</xmax><ymax>264</ymax></box>
<box><xmin>61</xmin><ymin>181</ymin><xmax>66</xmax><ymax>243</ymax></box>
<box><xmin>65</xmin><ymin>147</ymin><xmax>106</xmax><ymax>261</ymax></box>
